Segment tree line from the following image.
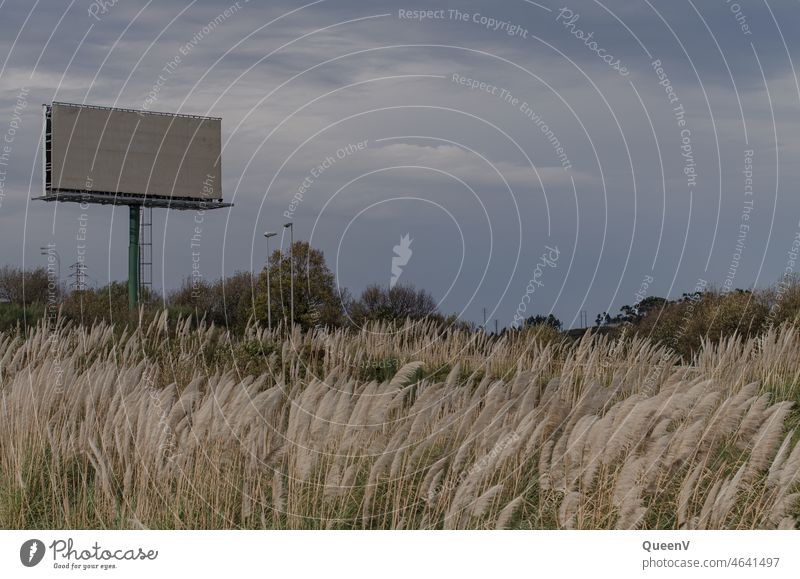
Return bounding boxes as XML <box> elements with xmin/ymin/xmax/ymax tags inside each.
<box><xmin>4</xmin><ymin>244</ymin><xmax>800</xmax><ymax>359</ymax></box>
<box><xmin>0</xmin><ymin>242</ymin><xmax>466</xmax><ymax>334</ymax></box>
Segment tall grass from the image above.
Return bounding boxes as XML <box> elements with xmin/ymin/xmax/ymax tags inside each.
<box><xmin>0</xmin><ymin>313</ymin><xmax>798</xmax><ymax>529</ymax></box>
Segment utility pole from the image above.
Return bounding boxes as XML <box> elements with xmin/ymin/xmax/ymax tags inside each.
<box><xmin>263</xmin><ymin>232</ymin><xmax>277</xmax><ymax>331</ymax></box>
<box><xmin>68</xmin><ymin>261</ymin><xmax>88</xmax><ymax>291</ymax></box>
<box><xmin>283</xmin><ymin>222</ymin><xmax>294</xmax><ymax>328</ymax></box>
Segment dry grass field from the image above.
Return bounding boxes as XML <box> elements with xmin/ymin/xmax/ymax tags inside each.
<box><xmin>1</xmin><ymin>314</ymin><xmax>799</xmax><ymax>529</ymax></box>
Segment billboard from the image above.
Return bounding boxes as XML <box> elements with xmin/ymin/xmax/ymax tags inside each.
<box><xmin>43</xmin><ymin>102</ymin><xmax>222</xmax><ymax>201</ymax></box>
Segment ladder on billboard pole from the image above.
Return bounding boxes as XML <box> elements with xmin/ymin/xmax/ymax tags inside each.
<box><xmin>139</xmin><ymin>206</ymin><xmax>153</xmax><ymax>300</ymax></box>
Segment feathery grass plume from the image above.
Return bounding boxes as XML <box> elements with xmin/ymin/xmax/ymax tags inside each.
<box><xmin>469</xmin><ymin>484</ymin><xmax>504</xmax><ymax>520</ymax></box>
<box><xmin>615</xmin><ymin>499</ymin><xmax>647</xmax><ymax>530</ymax></box>
<box><xmin>776</xmin><ymin>437</ymin><xmax>800</xmax><ymax>490</ymax></box>
<box><xmin>613</xmin><ymin>456</ymin><xmax>645</xmax><ymax>508</ymax></box>
<box><xmin>495</xmin><ymin>496</ymin><xmax>524</xmax><ymax>529</ymax></box>
<box><xmin>361</xmin><ymin>449</ymin><xmax>396</xmax><ymax>526</ymax></box>
<box><xmin>744</xmin><ymin>401</ymin><xmax>794</xmax><ymax>481</ymax></box>
<box><xmin>420</xmin><ymin>456</ymin><xmax>449</xmax><ymax>500</ymax></box>
<box><xmin>696</xmin><ymin>478</ymin><xmax>724</xmax><ymax>530</ymax></box>
<box><xmin>677</xmin><ymin>463</ymin><xmax>704</xmax><ymax>528</ymax></box>
<box><xmin>709</xmin><ymin>464</ymin><xmax>746</xmax><ymax>528</ymax></box>
<box><xmin>557</xmin><ymin>491</ymin><xmax>583</xmax><ymax>529</ymax></box>
<box><xmin>766</xmin><ymin>431</ymin><xmax>795</xmax><ymax>487</ymax></box>
<box><xmin>389</xmin><ymin>361</ymin><xmax>423</xmax><ymax>388</ymax></box>
<box><xmin>768</xmin><ymin>493</ymin><xmax>800</xmax><ymax>527</ymax></box>
<box><xmin>735</xmin><ymin>393</ymin><xmax>772</xmax><ymax>446</ymax></box>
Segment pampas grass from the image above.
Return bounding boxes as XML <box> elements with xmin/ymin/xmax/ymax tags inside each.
<box><xmin>1</xmin><ymin>315</ymin><xmax>799</xmax><ymax>529</ymax></box>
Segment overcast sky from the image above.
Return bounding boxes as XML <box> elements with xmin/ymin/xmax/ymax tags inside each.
<box><xmin>1</xmin><ymin>0</ymin><xmax>799</xmax><ymax>328</ymax></box>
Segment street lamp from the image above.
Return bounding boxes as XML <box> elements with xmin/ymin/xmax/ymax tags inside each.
<box><xmin>40</xmin><ymin>246</ymin><xmax>61</xmax><ymax>294</ymax></box>
<box><xmin>263</xmin><ymin>232</ymin><xmax>277</xmax><ymax>331</ymax></box>
<box><xmin>283</xmin><ymin>222</ymin><xmax>294</xmax><ymax>328</ymax></box>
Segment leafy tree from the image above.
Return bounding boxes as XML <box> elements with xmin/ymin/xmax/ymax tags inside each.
<box><xmin>169</xmin><ymin>271</ymin><xmax>256</xmax><ymax>332</ymax></box>
<box><xmin>169</xmin><ymin>278</ymin><xmax>215</xmax><ymax>313</ymax></box>
<box><xmin>0</xmin><ymin>302</ymin><xmax>45</xmax><ymax>332</ymax></box>
<box><xmin>619</xmin><ymin>296</ymin><xmax>668</xmax><ymax>323</ymax></box>
<box><xmin>437</xmin><ymin>313</ymin><xmax>476</xmax><ymax>333</ymax></box>
<box><xmin>525</xmin><ymin>314</ymin><xmax>562</xmax><ymax>330</ymax></box>
<box><xmin>680</xmin><ymin>291</ymin><xmax>704</xmax><ymax>302</ymax></box>
<box><xmin>61</xmin><ymin>281</ymin><xmax>129</xmax><ymax>325</ymax></box>
<box><xmin>254</xmin><ymin>241</ymin><xmax>344</xmax><ymax>329</ymax></box>
<box><xmin>218</xmin><ymin>271</ymin><xmax>259</xmax><ymax>331</ymax></box>
<box><xmin>0</xmin><ymin>265</ymin><xmax>54</xmax><ymax>304</ymax></box>
<box><xmin>595</xmin><ymin>312</ymin><xmax>611</xmax><ymax>327</ymax></box>
<box><xmin>347</xmin><ymin>283</ymin><xmax>438</xmax><ymax>326</ymax></box>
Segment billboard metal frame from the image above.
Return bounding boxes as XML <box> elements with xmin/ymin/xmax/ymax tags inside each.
<box><xmin>36</xmin><ymin>102</ymin><xmax>232</xmax><ymax>308</ymax></box>
<box><xmin>32</xmin><ymin>190</ymin><xmax>232</xmax><ymax>210</ymax></box>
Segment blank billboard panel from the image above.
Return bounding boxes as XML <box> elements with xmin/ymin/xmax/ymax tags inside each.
<box><xmin>44</xmin><ymin>102</ymin><xmax>222</xmax><ymax>201</ymax></box>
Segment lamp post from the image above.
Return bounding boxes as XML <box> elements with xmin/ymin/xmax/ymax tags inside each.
<box><xmin>40</xmin><ymin>245</ymin><xmax>61</xmax><ymax>294</ymax></box>
<box><xmin>263</xmin><ymin>232</ymin><xmax>277</xmax><ymax>331</ymax></box>
<box><xmin>283</xmin><ymin>222</ymin><xmax>294</xmax><ymax>328</ymax></box>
